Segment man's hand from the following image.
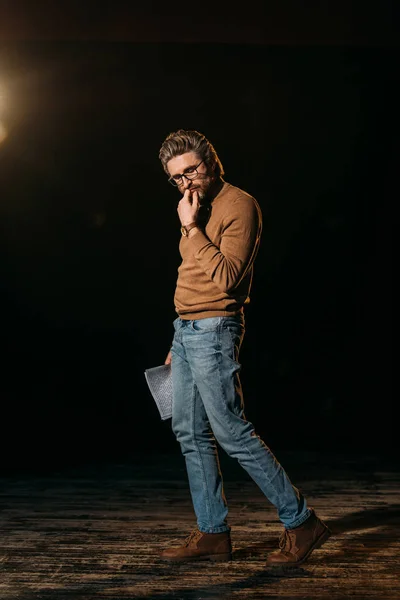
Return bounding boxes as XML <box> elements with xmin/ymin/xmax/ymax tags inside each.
<box><xmin>177</xmin><ymin>189</ymin><xmax>200</xmax><ymax>226</ymax></box>
<box><xmin>165</xmin><ymin>350</ymin><xmax>172</xmax><ymax>365</ymax></box>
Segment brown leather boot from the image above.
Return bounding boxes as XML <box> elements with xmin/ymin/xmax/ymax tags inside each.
<box><xmin>159</xmin><ymin>528</ymin><xmax>232</xmax><ymax>563</ymax></box>
<box><xmin>266</xmin><ymin>508</ymin><xmax>331</xmax><ymax>567</ymax></box>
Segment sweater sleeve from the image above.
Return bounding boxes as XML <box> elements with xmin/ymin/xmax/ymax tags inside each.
<box><xmin>188</xmin><ymin>197</ymin><xmax>262</xmax><ymax>294</ymax></box>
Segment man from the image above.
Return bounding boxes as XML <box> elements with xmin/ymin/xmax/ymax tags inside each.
<box><xmin>158</xmin><ymin>129</ymin><xmax>331</xmax><ymax>565</ymax></box>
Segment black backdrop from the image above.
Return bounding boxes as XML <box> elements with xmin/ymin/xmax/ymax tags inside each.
<box><xmin>0</xmin><ymin>43</ymin><xmax>393</xmax><ymax>470</ymax></box>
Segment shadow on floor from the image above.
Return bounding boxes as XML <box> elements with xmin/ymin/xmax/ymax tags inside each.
<box><xmin>12</xmin><ymin>506</ymin><xmax>400</xmax><ymax>600</ymax></box>
<box><xmin>233</xmin><ymin>504</ymin><xmax>400</xmax><ymax>560</ymax></box>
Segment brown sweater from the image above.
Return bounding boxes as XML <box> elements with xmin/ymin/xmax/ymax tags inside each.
<box><xmin>174</xmin><ymin>181</ymin><xmax>262</xmax><ymax>320</ymax></box>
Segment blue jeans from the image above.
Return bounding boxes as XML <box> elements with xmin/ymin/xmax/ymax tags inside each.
<box><xmin>171</xmin><ymin>314</ymin><xmax>310</xmax><ymax>534</ymax></box>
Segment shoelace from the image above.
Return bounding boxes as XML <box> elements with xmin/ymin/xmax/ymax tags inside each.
<box><xmin>279</xmin><ymin>529</ymin><xmax>296</xmax><ymax>553</ymax></box>
<box><xmin>184</xmin><ymin>529</ymin><xmax>203</xmax><ymax>547</ymax></box>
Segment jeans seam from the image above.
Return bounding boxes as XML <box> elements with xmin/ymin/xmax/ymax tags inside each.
<box><xmin>191</xmin><ymin>382</ymin><xmax>212</xmax><ymax>531</ymax></box>
<box><xmin>216</xmin><ymin>330</ymin><xmax>282</xmax><ymax>505</ymax></box>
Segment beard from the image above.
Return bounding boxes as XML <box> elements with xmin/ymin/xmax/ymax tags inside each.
<box><xmin>196</xmin><ymin>189</ymin><xmax>207</xmax><ymax>202</ymax></box>
<box><xmin>187</xmin><ymin>185</ymin><xmax>207</xmax><ymax>205</ymax></box>
<box><xmin>192</xmin><ymin>175</ymin><xmax>214</xmax><ymax>204</ymax></box>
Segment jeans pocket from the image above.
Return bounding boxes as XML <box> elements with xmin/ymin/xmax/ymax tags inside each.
<box><xmin>222</xmin><ymin>316</ymin><xmax>244</xmax><ymax>334</ymax></box>
<box><xmin>191</xmin><ymin>317</ymin><xmax>222</xmax><ymax>332</ymax></box>
<box><xmin>221</xmin><ymin>318</ymin><xmax>244</xmax><ymax>355</ymax></box>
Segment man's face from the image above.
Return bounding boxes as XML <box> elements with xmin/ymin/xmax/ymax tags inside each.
<box><xmin>167</xmin><ymin>151</ymin><xmax>215</xmax><ymax>202</ymax></box>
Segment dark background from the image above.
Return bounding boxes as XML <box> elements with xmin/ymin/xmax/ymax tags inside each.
<box><xmin>0</xmin><ymin>2</ymin><xmax>394</xmax><ymax>472</ymax></box>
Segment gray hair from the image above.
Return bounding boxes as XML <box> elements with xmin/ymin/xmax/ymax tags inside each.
<box><xmin>159</xmin><ymin>129</ymin><xmax>224</xmax><ymax>177</ymax></box>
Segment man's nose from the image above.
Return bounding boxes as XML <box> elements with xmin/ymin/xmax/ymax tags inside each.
<box><xmin>182</xmin><ymin>176</ymin><xmax>192</xmax><ymax>189</ymax></box>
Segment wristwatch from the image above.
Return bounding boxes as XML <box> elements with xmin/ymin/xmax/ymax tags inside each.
<box><xmin>180</xmin><ymin>222</ymin><xmax>198</xmax><ymax>237</ymax></box>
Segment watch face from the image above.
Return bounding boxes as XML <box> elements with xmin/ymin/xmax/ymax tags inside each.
<box><xmin>180</xmin><ymin>226</ymin><xmax>188</xmax><ymax>236</ymax></box>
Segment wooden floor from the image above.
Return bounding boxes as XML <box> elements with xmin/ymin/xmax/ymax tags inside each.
<box><xmin>0</xmin><ymin>450</ymin><xmax>399</xmax><ymax>599</ymax></box>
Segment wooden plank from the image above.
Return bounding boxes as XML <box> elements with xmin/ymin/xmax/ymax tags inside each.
<box><xmin>0</xmin><ymin>452</ymin><xmax>399</xmax><ymax>599</ymax></box>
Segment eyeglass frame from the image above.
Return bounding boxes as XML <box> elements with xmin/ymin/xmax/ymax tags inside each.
<box><xmin>167</xmin><ymin>160</ymin><xmax>205</xmax><ymax>187</ymax></box>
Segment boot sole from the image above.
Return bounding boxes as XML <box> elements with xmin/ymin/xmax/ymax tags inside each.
<box><xmin>160</xmin><ymin>551</ymin><xmax>232</xmax><ymax>563</ymax></box>
<box><xmin>266</xmin><ymin>526</ymin><xmax>332</xmax><ymax>568</ymax></box>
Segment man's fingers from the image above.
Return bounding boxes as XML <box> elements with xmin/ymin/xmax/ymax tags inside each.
<box><xmin>183</xmin><ymin>188</ymin><xmax>192</xmax><ymax>202</ymax></box>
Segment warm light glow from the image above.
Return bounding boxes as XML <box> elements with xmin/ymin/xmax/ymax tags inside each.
<box><xmin>0</xmin><ymin>81</ymin><xmax>8</xmax><ymax>142</ymax></box>
<box><xmin>0</xmin><ymin>84</ymin><xmax>6</xmax><ymax>113</ymax></box>
<box><xmin>0</xmin><ymin>120</ymin><xmax>7</xmax><ymax>144</ymax></box>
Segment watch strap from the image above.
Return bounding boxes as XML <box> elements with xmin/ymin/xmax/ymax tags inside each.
<box><xmin>181</xmin><ymin>222</ymin><xmax>198</xmax><ymax>236</ymax></box>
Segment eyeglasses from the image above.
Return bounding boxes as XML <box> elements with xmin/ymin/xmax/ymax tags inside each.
<box><xmin>168</xmin><ymin>160</ymin><xmax>204</xmax><ymax>187</ymax></box>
